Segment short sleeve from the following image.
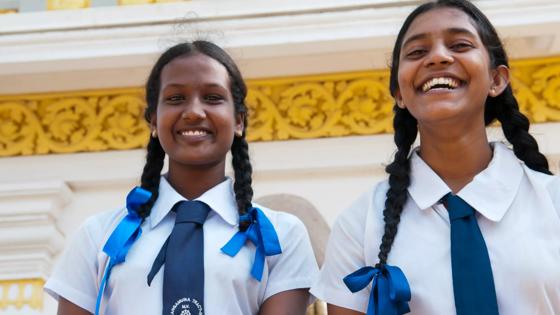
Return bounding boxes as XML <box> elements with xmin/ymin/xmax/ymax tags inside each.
<box><xmin>310</xmin><ymin>188</ymin><xmax>374</xmax><ymax>312</ymax></box>
<box><xmin>547</xmin><ymin>175</ymin><xmax>560</xmax><ymax>219</ymax></box>
<box><xmin>263</xmin><ymin>212</ymin><xmax>319</xmax><ymax>302</ymax></box>
<box><xmin>44</xmin><ymin>216</ymin><xmax>102</xmax><ymax>313</ymax></box>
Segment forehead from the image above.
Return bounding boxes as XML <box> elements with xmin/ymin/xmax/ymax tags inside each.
<box><xmin>403</xmin><ymin>7</ymin><xmax>480</xmax><ymax>43</ymax></box>
<box><xmin>160</xmin><ymin>53</ymin><xmax>230</xmax><ymax>87</ymax></box>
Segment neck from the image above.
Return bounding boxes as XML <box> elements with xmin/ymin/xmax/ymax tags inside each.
<box><xmin>418</xmin><ymin>122</ymin><xmax>492</xmax><ymax>193</ymax></box>
<box><xmin>166</xmin><ymin>160</ymin><xmax>227</xmax><ymax>200</ymax></box>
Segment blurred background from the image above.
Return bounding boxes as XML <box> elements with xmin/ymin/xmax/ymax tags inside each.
<box><xmin>1</xmin><ymin>0</ymin><xmax>560</xmax><ymax>314</ymax></box>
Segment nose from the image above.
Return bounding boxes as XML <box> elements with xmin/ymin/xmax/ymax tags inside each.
<box><xmin>181</xmin><ymin>98</ymin><xmax>206</xmax><ymax>122</ymax></box>
<box><xmin>424</xmin><ymin>44</ymin><xmax>454</xmax><ymax>67</ymax></box>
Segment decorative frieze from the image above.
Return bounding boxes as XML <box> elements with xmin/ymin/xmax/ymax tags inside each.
<box><xmin>1</xmin><ymin>57</ymin><xmax>560</xmax><ymax>156</ymax></box>
<box><xmin>0</xmin><ymin>279</ymin><xmax>44</xmax><ymax>310</ymax></box>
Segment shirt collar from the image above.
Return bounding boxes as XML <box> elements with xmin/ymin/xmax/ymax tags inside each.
<box><xmin>149</xmin><ymin>176</ymin><xmax>239</xmax><ymax>228</ymax></box>
<box><xmin>407</xmin><ymin>142</ymin><xmax>523</xmax><ymax>222</ymax></box>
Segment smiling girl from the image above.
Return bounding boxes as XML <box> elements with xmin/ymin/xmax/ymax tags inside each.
<box><xmin>45</xmin><ymin>41</ymin><xmax>318</xmax><ymax>315</ymax></box>
<box><xmin>311</xmin><ymin>1</ymin><xmax>560</xmax><ymax>314</ymax></box>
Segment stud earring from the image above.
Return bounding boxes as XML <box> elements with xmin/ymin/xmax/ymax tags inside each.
<box><xmin>151</xmin><ymin>129</ymin><xmax>157</xmax><ymax>138</ymax></box>
<box><xmin>235</xmin><ymin>130</ymin><xmax>243</xmax><ymax>137</ymax></box>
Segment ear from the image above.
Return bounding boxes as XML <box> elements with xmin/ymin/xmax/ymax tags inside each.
<box><xmin>394</xmin><ymin>88</ymin><xmax>406</xmax><ymax>109</ymax></box>
<box><xmin>150</xmin><ymin>112</ymin><xmax>157</xmax><ymax>136</ymax></box>
<box><xmin>489</xmin><ymin>65</ymin><xmax>510</xmax><ymax>97</ymax></box>
<box><xmin>235</xmin><ymin>112</ymin><xmax>245</xmax><ymax>137</ymax></box>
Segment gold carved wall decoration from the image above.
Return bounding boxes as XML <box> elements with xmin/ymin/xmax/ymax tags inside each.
<box><xmin>0</xmin><ymin>279</ymin><xmax>44</xmax><ymax>310</ymax></box>
<box><xmin>0</xmin><ymin>89</ymin><xmax>149</xmax><ymax>156</ymax></box>
<box><xmin>118</xmin><ymin>0</ymin><xmax>183</xmax><ymax>5</ymax></box>
<box><xmin>246</xmin><ymin>71</ymin><xmax>393</xmax><ymax>141</ymax></box>
<box><xmin>1</xmin><ymin>56</ymin><xmax>560</xmax><ymax>157</ymax></box>
<box><xmin>510</xmin><ymin>57</ymin><xmax>560</xmax><ymax>123</ymax></box>
<box><xmin>47</xmin><ymin>0</ymin><xmax>90</xmax><ymax>10</ymax></box>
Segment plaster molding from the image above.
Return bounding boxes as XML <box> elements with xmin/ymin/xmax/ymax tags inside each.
<box><xmin>0</xmin><ymin>0</ymin><xmax>559</xmax><ymax>87</ymax></box>
<box><xmin>0</xmin><ymin>181</ymin><xmax>71</xmax><ymax>280</ymax></box>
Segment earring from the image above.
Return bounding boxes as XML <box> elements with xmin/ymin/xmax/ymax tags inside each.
<box><xmin>151</xmin><ymin>129</ymin><xmax>157</xmax><ymax>138</ymax></box>
<box><xmin>235</xmin><ymin>130</ymin><xmax>243</xmax><ymax>137</ymax></box>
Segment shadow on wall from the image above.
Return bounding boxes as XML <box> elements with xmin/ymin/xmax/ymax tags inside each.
<box><xmin>256</xmin><ymin>194</ymin><xmax>330</xmax><ymax>267</ymax></box>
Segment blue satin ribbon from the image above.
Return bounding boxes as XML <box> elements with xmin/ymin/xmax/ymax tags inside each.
<box><xmin>221</xmin><ymin>207</ymin><xmax>282</xmax><ymax>281</ymax></box>
<box><xmin>94</xmin><ymin>187</ymin><xmax>152</xmax><ymax>315</ymax></box>
<box><xmin>344</xmin><ymin>264</ymin><xmax>411</xmax><ymax>315</ymax></box>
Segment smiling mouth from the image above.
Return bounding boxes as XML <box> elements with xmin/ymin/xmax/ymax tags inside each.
<box><xmin>180</xmin><ymin>130</ymin><xmax>209</xmax><ymax>136</ymax></box>
<box><xmin>176</xmin><ymin>129</ymin><xmax>212</xmax><ymax>140</ymax></box>
<box><xmin>421</xmin><ymin>77</ymin><xmax>462</xmax><ymax>93</ymax></box>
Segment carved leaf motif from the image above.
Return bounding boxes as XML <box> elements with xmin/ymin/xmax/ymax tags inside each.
<box><xmin>2</xmin><ymin>57</ymin><xmax>560</xmax><ymax>157</ymax></box>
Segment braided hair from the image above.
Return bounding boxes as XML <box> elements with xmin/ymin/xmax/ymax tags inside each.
<box><xmin>138</xmin><ymin>41</ymin><xmax>253</xmax><ymax>230</ymax></box>
<box><xmin>377</xmin><ymin>0</ymin><xmax>551</xmax><ymax>266</ymax></box>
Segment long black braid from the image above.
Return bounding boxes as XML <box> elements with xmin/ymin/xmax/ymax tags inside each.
<box><xmin>138</xmin><ymin>41</ymin><xmax>254</xmax><ymax>229</ymax></box>
<box><xmin>378</xmin><ymin>107</ymin><xmax>417</xmax><ymax>266</ymax></box>
<box><xmin>377</xmin><ymin>0</ymin><xmax>552</xmax><ymax>266</ymax></box>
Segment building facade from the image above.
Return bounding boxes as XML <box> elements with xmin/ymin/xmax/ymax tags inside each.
<box><xmin>1</xmin><ymin>0</ymin><xmax>560</xmax><ymax>314</ymax></box>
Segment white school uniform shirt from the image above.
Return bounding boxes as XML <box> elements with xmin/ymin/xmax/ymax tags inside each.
<box><xmin>311</xmin><ymin>142</ymin><xmax>560</xmax><ymax>314</ymax></box>
<box><xmin>45</xmin><ymin>176</ymin><xmax>318</xmax><ymax>315</ymax></box>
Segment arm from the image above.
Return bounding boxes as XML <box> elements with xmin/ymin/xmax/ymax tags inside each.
<box><xmin>327</xmin><ymin>303</ymin><xmax>365</xmax><ymax>315</ymax></box>
<box><xmin>259</xmin><ymin>289</ymin><xmax>309</xmax><ymax>315</ymax></box>
<box><xmin>57</xmin><ymin>297</ymin><xmax>92</xmax><ymax>315</ymax></box>
<box><xmin>309</xmin><ymin>187</ymin><xmax>378</xmax><ymax>313</ymax></box>
<box><xmin>257</xmin><ymin>210</ymin><xmax>318</xmax><ymax>315</ymax></box>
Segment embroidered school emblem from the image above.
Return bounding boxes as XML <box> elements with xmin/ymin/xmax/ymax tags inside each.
<box><xmin>170</xmin><ymin>297</ymin><xmax>203</xmax><ymax>315</ymax></box>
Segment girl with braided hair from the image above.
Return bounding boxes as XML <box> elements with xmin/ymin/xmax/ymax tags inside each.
<box><xmin>311</xmin><ymin>1</ymin><xmax>559</xmax><ymax>314</ymax></box>
<box><xmin>45</xmin><ymin>41</ymin><xmax>318</xmax><ymax>315</ymax></box>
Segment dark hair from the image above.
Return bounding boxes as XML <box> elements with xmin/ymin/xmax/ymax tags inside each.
<box><xmin>137</xmin><ymin>41</ymin><xmax>253</xmax><ymax>230</ymax></box>
<box><xmin>378</xmin><ymin>0</ymin><xmax>551</xmax><ymax>266</ymax></box>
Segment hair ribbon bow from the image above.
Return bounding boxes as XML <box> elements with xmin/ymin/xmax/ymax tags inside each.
<box><xmin>95</xmin><ymin>187</ymin><xmax>152</xmax><ymax>315</ymax></box>
<box><xmin>344</xmin><ymin>264</ymin><xmax>411</xmax><ymax>315</ymax></box>
<box><xmin>221</xmin><ymin>207</ymin><xmax>282</xmax><ymax>281</ymax></box>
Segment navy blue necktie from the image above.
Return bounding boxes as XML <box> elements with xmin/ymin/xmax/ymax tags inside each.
<box><xmin>147</xmin><ymin>200</ymin><xmax>210</xmax><ymax>315</ymax></box>
<box><xmin>443</xmin><ymin>193</ymin><xmax>499</xmax><ymax>315</ymax></box>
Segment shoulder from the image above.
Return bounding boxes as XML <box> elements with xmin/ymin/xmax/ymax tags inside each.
<box><xmin>253</xmin><ymin>203</ymin><xmax>307</xmax><ymax>236</ymax></box>
<box><xmin>75</xmin><ymin>207</ymin><xmax>129</xmax><ymax>249</ymax></box>
<box><xmin>521</xmin><ymin>164</ymin><xmax>560</xmax><ymax>210</ymax></box>
<box><xmin>333</xmin><ymin>179</ymin><xmax>388</xmax><ymax>231</ymax></box>
<box><xmin>522</xmin><ymin>165</ymin><xmax>559</xmax><ymax>193</ymax></box>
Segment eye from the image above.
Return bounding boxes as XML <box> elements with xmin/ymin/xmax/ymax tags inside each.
<box><xmin>204</xmin><ymin>94</ymin><xmax>225</xmax><ymax>104</ymax></box>
<box><xmin>450</xmin><ymin>41</ymin><xmax>474</xmax><ymax>51</ymax></box>
<box><xmin>164</xmin><ymin>95</ymin><xmax>185</xmax><ymax>105</ymax></box>
<box><xmin>406</xmin><ymin>48</ymin><xmax>427</xmax><ymax>59</ymax></box>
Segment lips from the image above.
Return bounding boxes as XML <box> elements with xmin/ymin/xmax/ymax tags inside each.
<box><xmin>176</xmin><ymin>127</ymin><xmax>212</xmax><ymax>140</ymax></box>
<box><xmin>418</xmin><ymin>75</ymin><xmax>464</xmax><ymax>93</ymax></box>
<box><xmin>179</xmin><ymin>130</ymin><xmax>208</xmax><ymax>136</ymax></box>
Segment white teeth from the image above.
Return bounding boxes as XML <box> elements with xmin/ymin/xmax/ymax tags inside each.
<box><xmin>180</xmin><ymin>130</ymin><xmax>208</xmax><ymax>136</ymax></box>
<box><xmin>422</xmin><ymin>77</ymin><xmax>460</xmax><ymax>92</ymax></box>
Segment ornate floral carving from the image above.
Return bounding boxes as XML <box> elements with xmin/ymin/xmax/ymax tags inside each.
<box><xmin>246</xmin><ymin>72</ymin><xmax>394</xmax><ymax>141</ymax></box>
<box><xmin>47</xmin><ymin>0</ymin><xmax>90</xmax><ymax>10</ymax></box>
<box><xmin>2</xmin><ymin>57</ymin><xmax>560</xmax><ymax>156</ymax></box>
<box><xmin>510</xmin><ymin>59</ymin><xmax>560</xmax><ymax>122</ymax></box>
<box><xmin>0</xmin><ymin>90</ymin><xmax>148</xmax><ymax>156</ymax></box>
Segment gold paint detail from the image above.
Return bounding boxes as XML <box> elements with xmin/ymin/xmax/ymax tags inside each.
<box><xmin>1</xmin><ymin>56</ymin><xmax>560</xmax><ymax>156</ymax></box>
<box><xmin>246</xmin><ymin>71</ymin><xmax>393</xmax><ymax>141</ymax></box>
<box><xmin>510</xmin><ymin>58</ymin><xmax>560</xmax><ymax>122</ymax></box>
<box><xmin>118</xmin><ymin>0</ymin><xmax>184</xmax><ymax>5</ymax></box>
<box><xmin>47</xmin><ymin>0</ymin><xmax>90</xmax><ymax>10</ymax></box>
<box><xmin>0</xmin><ymin>279</ymin><xmax>44</xmax><ymax>310</ymax></box>
<box><xmin>0</xmin><ymin>9</ymin><xmax>17</xmax><ymax>14</ymax></box>
<box><xmin>0</xmin><ymin>89</ymin><xmax>149</xmax><ymax>156</ymax></box>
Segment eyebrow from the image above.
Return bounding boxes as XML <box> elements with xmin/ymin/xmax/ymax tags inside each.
<box><xmin>402</xmin><ymin>27</ymin><xmax>477</xmax><ymax>49</ymax></box>
<box><xmin>161</xmin><ymin>82</ymin><xmax>228</xmax><ymax>90</ymax></box>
